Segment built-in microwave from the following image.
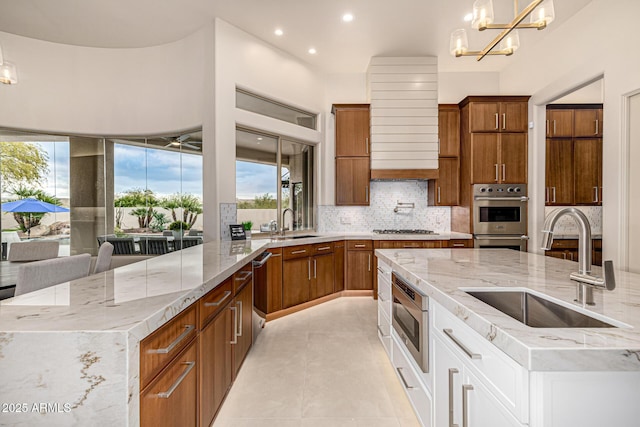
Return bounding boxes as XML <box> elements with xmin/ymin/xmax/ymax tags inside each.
<box><xmin>392</xmin><ymin>273</ymin><xmax>429</xmax><ymax>373</ymax></box>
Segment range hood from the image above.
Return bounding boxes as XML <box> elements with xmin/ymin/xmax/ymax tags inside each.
<box><xmin>367</xmin><ymin>56</ymin><xmax>439</xmax><ymax>180</ymax></box>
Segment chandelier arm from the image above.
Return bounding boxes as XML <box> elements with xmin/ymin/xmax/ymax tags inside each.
<box><xmin>476</xmin><ymin>0</ymin><xmax>544</xmax><ymax>61</ymax></box>
<box><xmin>483</xmin><ymin>22</ymin><xmax>546</xmax><ymax>30</ymax></box>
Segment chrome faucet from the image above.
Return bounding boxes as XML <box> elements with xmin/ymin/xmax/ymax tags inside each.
<box><xmin>281</xmin><ymin>208</ymin><xmax>294</xmax><ymax>237</ymax></box>
<box><xmin>541</xmin><ymin>207</ymin><xmax>615</xmax><ymax>305</ymax></box>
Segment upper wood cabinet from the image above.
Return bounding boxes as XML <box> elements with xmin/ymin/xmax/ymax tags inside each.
<box><xmin>336</xmin><ymin>157</ymin><xmax>370</xmax><ymax>205</ymax></box>
<box><xmin>574</xmin><ymin>109</ymin><xmax>603</xmax><ymax>137</ymax></box>
<box><xmin>428</xmin><ymin>157</ymin><xmax>459</xmax><ymax>206</ymax></box>
<box><xmin>438</xmin><ymin>104</ymin><xmax>460</xmax><ymax>157</ymax></box>
<box><xmin>545</xmin><ymin>138</ymin><xmax>574</xmax><ymax>205</ymax></box>
<box><xmin>469</xmin><ymin>133</ymin><xmax>527</xmax><ymax>184</ymax></box>
<box><xmin>466</xmin><ymin>99</ymin><xmax>528</xmax><ymax>133</ymax></box>
<box><xmin>546</xmin><ymin>109</ymin><xmax>574</xmax><ymax>137</ymax></box>
<box><xmin>333</xmin><ymin>104</ymin><xmax>370</xmax><ymax>157</ymax></box>
<box><xmin>574</xmin><ymin>138</ymin><xmax>603</xmax><ymax>205</ymax></box>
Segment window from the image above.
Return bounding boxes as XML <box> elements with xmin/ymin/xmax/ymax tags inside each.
<box><xmin>236</xmin><ymin>128</ymin><xmax>314</xmax><ymax>234</ymax></box>
<box><xmin>236</xmin><ymin>89</ymin><xmax>318</xmax><ymax>130</ymax></box>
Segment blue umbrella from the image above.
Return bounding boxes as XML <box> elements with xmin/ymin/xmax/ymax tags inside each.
<box><xmin>1</xmin><ymin>198</ymin><xmax>70</xmax><ymax>238</ymax></box>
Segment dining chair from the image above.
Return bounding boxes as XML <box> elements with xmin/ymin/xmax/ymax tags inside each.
<box><xmin>138</xmin><ymin>237</ymin><xmax>170</xmax><ymax>255</ymax></box>
<box><xmin>7</xmin><ymin>240</ymin><xmax>60</xmax><ymax>262</ymax></box>
<box><xmin>14</xmin><ymin>253</ymin><xmax>91</xmax><ymax>296</ymax></box>
<box><xmin>92</xmin><ymin>242</ymin><xmax>114</xmax><ymax>274</ymax></box>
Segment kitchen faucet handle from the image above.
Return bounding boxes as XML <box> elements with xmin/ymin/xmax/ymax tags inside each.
<box><xmin>603</xmin><ymin>260</ymin><xmax>616</xmax><ymax>291</ymax></box>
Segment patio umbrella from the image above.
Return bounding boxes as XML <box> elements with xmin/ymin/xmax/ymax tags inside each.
<box><xmin>1</xmin><ymin>198</ymin><xmax>70</xmax><ymax>238</ymax></box>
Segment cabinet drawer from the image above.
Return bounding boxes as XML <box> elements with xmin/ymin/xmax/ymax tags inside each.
<box><xmin>313</xmin><ymin>242</ymin><xmax>334</xmax><ymax>254</ymax></box>
<box><xmin>347</xmin><ymin>240</ymin><xmax>372</xmax><ymax>250</ymax></box>
<box><xmin>141</xmin><ymin>304</ymin><xmax>198</xmax><ymax>389</ymax></box>
<box><xmin>395</xmin><ymin>240</ymin><xmax>424</xmax><ymax>248</ymax></box>
<box><xmin>199</xmin><ymin>278</ymin><xmax>232</xmax><ymax>329</ymax></box>
<box><xmin>377</xmin><ymin>304</ymin><xmax>392</xmax><ymax>358</ymax></box>
<box><xmin>433</xmin><ymin>303</ymin><xmax>529</xmax><ymax>423</ymax></box>
<box><xmin>392</xmin><ymin>337</ymin><xmax>433</xmax><ymax>427</ymax></box>
<box><xmin>283</xmin><ymin>245</ymin><xmax>313</xmax><ymax>260</ymax></box>
<box><xmin>377</xmin><ymin>272</ymin><xmax>392</xmax><ymax>320</ymax></box>
<box><xmin>377</xmin><ymin>241</ymin><xmax>396</xmax><ymax>249</ymax></box>
<box><xmin>141</xmin><ymin>339</ymin><xmax>198</xmax><ymax>427</ymax></box>
<box><xmin>551</xmin><ymin>239</ymin><xmax>578</xmax><ymax>249</ymax></box>
<box><xmin>232</xmin><ymin>262</ymin><xmax>253</xmax><ymax>293</ymax></box>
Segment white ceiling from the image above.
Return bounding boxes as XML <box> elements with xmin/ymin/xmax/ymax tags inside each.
<box><xmin>0</xmin><ymin>0</ymin><xmax>592</xmax><ymax>74</ymax></box>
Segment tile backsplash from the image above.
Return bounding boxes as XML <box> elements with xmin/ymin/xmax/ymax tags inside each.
<box><xmin>318</xmin><ymin>181</ymin><xmax>451</xmax><ymax>233</ymax></box>
<box><xmin>543</xmin><ymin>206</ymin><xmax>602</xmax><ymax>235</ymax></box>
<box><xmin>220</xmin><ymin>203</ymin><xmax>237</xmax><ymax>240</ymax></box>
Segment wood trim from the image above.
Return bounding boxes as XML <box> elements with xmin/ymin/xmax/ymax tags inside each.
<box><xmin>264</xmin><ymin>290</ymin><xmax>374</xmax><ymax>322</ymax></box>
<box><xmin>458</xmin><ymin>95</ymin><xmax>531</xmax><ymax>108</ymax></box>
<box><xmin>331</xmin><ymin>103</ymin><xmax>370</xmax><ymax>114</ymax></box>
<box><xmin>547</xmin><ymin>103</ymin><xmax>603</xmax><ymax>110</ymax></box>
<box><xmin>370</xmin><ymin>169</ymin><xmax>439</xmax><ymax>180</ymax></box>
<box><xmin>439</xmin><ymin>104</ymin><xmax>460</xmax><ymax>111</ymax></box>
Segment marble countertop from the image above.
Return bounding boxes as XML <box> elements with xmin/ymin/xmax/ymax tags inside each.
<box><xmin>376</xmin><ymin>248</ymin><xmax>640</xmax><ymax>372</ymax></box>
<box><xmin>0</xmin><ymin>239</ymin><xmax>269</xmax><ymax>337</ymax></box>
<box><xmin>254</xmin><ymin>231</ymin><xmax>473</xmax><ymax>247</ymax></box>
<box><xmin>550</xmin><ymin>234</ymin><xmax>603</xmax><ymax>239</ymax></box>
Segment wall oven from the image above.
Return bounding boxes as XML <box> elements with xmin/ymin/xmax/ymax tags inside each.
<box><xmin>472</xmin><ymin>184</ymin><xmax>529</xmax><ymax>251</ymax></box>
<box><xmin>392</xmin><ymin>272</ymin><xmax>429</xmax><ymax>373</ymax></box>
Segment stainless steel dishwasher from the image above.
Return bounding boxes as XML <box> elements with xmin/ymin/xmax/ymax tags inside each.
<box><xmin>251</xmin><ymin>251</ymin><xmax>272</xmax><ymax>341</ymax></box>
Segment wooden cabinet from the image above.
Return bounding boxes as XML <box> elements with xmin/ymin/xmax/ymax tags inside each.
<box><xmin>335</xmin><ymin>157</ymin><xmax>370</xmax><ymax>205</ymax></box>
<box><xmin>468</xmin><ymin>100</ymin><xmax>528</xmax><ymax>133</ymax></box>
<box><xmin>546</xmin><ymin>109</ymin><xmax>574</xmax><ymax>137</ymax></box>
<box><xmin>282</xmin><ymin>243</ymin><xmax>336</xmax><ymax>309</ymax></box>
<box><xmin>310</xmin><ymin>252</ymin><xmax>335</xmax><ymax>300</ymax></box>
<box><xmin>346</xmin><ymin>240</ymin><xmax>373</xmax><ymax>290</ymax></box>
<box><xmin>574</xmin><ymin>108</ymin><xmax>603</xmax><ymax>137</ymax></box>
<box><xmin>233</xmin><ymin>281</ymin><xmax>253</xmax><ymax>376</ymax></box>
<box><xmin>544</xmin><ymin>238</ymin><xmax>602</xmax><ymax>266</ymax></box>
<box><xmin>545</xmin><ymin>138</ymin><xmax>574</xmax><ymax>205</ymax></box>
<box><xmin>428</xmin><ymin>157</ymin><xmax>459</xmax><ymax>206</ymax></box>
<box><xmin>574</xmin><ymin>138</ymin><xmax>603</xmax><ymax>205</ymax></box>
<box><xmin>334</xmin><ymin>241</ymin><xmax>345</xmax><ymax>292</ymax></box>
<box><xmin>334</xmin><ymin>104</ymin><xmax>371</xmax><ymax>206</ymax></box>
<box><xmin>141</xmin><ymin>339</ymin><xmax>198</xmax><ymax>427</ymax></box>
<box><xmin>469</xmin><ymin>133</ymin><xmax>527</xmax><ymax>184</ymax></box>
<box><xmin>333</xmin><ymin>104</ymin><xmax>370</xmax><ymax>157</ymax></box>
<box><xmin>439</xmin><ymin>104</ymin><xmax>460</xmax><ymax>156</ymax></box>
<box><xmin>254</xmin><ymin>248</ymin><xmax>282</xmax><ymax>314</ymax></box>
<box><xmin>282</xmin><ymin>256</ymin><xmax>311</xmax><ymax>309</ymax></box>
<box><xmin>446</xmin><ymin>239</ymin><xmax>474</xmax><ymax>248</ymax></box>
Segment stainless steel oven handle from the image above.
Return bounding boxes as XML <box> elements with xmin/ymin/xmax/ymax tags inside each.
<box><xmin>475</xmin><ymin>235</ymin><xmax>528</xmax><ymax>240</ymax></box>
<box><xmin>252</xmin><ymin>251</ymin><xmax>272</xmax><ymax>268</ymax></box>
<box><xmin>473</xmin><ymin>196</ymin><xmax>529</xmax><ymax>202</ymax></box>
<box><xmin>443</xmin><ymin>328</ymin><xmax>482</xmax><ymax>359</ymax></box>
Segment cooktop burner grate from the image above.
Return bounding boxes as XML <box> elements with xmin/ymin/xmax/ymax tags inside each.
<box><xmin>373</xmin><ymin>229</ymin><xmax>437</xmax><ymax>235</ymax></box>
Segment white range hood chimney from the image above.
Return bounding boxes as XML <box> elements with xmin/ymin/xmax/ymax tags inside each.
<box><xmin>367</xmin><ymin>56</ymin><xmax>439</xmax><ymax>180</ymax></box>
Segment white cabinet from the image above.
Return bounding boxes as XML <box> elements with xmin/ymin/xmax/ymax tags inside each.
<box><xmin>393</xmin><ymin>336</ymin><xmax>433</xmax><ymax>426</ymax></box>
<box><xmin>377</xmin><ymin>260</ymin><xmax>393</xmax><ymax>358</ymax></box>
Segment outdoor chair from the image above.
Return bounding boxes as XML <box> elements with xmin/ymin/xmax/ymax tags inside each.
<box><xmin>188</xmin><ymin>229</ymin><xmax>203</xmax><ymax>236</ymax></box>
<box><xmin>14</xmin><ymin>253</ymin><xmax>91</xmax><ymax>296</ymax></box>
<box><xmin>175</xmin><ymin>236</ymin><xmax>203</xmax><ymax>250</ymax></box>
<box><xmin>138</xmin><ymin>237</ymin><xmax>170</xmax><ymax>255</ymax></box>
<box><xmin>7</xmin><ymin>240</ymin><xmax>60</xmax><ymax>262</ymax></box>
<box><xmin>92</xmin><ymin>242</ymin><xmax>114</xmax><ymax>274</ymax></box>
<box><xmin>106</xmin><ymin>237</ymin><xmax>137</xmax><ymax>255</ymax></box>
<box><xmin>97</xmin><ymin>234</ymin><xmax>116</xmax><ymax>247</ymax></box>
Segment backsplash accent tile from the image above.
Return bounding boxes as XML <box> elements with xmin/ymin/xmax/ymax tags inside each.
<box><xmin>543</xmin><ymin>206</ymin><xmax>602</xmax><ymax>235</ymax></box>
<box><xmin>318</xmin><ymin>181</ymin><xmax>451</xmax><ymax>233</ymax></box>
<box><xmin>220</xmin><ymin>203</ymin><xmax>237</xmax><ymax>240</ymax></box>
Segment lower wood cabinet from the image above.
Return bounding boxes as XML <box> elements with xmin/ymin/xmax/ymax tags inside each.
<box><xmin>233</xmin><ymin>281</ymin><xmax>253</xmax><ymax>376</ymax></box>
<box><xmin>346</xmin><ymin>250</ymin><xmax>373</xmax><ymax>290</ymax></box>
<box><xmin>544</xmin><ymin>238</ymin><xmax>602</xmax><ymax>266</ymax></box>
<box><xmin>310</xmin><ymin>252</ymin><xmax>335</xmax><ymax>300</ymax></box>
<box><xmin>283</xmin><ymin>257</ymin><xmax>311</xmax><ymax>309</ymax></box>
<box><xmin>283</xmin><ymin>244</ymin><xmax>336</xmax><ymax>308</ymax></box>
<box><xmin>141</xmin><ymin>339</ymin><xmax>198</xmax><ymax>427</ymax></box>
<box><xmin>254</xmin><ymin>248</ymin><xmax>282</xmax><ymax>314</ymax></box>
<box><xmin>334</xmin><ymin>241</ymin><xmax>345</xmax><ymax>292</ymax></box>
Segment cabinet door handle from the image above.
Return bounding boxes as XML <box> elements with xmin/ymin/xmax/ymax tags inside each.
<box><xmin>553</xmin><ymin>119</ymin><xmax>557</xmax><ymax>135</ymax></box>
<box><xmin>291</xmin><ymin>249</ymin><xmax>307</xmax><ymax>255</ymax></box>
<box><xmin>494</xmin><ymin>164</ymin><xmax>499</xmax><ymax>182</ymax></box>
<box><xmin>546</xmin><ymin>119</ymin><xmax>550</xmax><ymax>135</ymax></box>
<box><xmin>502</xmin><ymin>113</ymin><xmax>506</xmax><ymax>130</ymax></box>
<box><xmin>147</xmin><ymin>325</ymin><xmax>195</xmax><ymax>354</ymax></box>
<box><xmin>377</xmin><ymin>292</ymin><xmax>386</xmax><ymax>302</ymax></box>
<box><xmin>377</xmin><ymin>324</ymin><xmax>388</xmax><ymax>337</ymax></box>
<box><xmin>501</xmin><ymin>164</ymin><xmax>506</xmax><ymax>181</ymax></box>
<box><xmin>449</xmin><ymin>368</ymin><xmax>459</xmax><ymax>427</ymax></box>
<box><xmin>204</xmin><ymin>290</ymin><xmax>231</xmax><ymax>307</ymax></box>
<box><xmin>443</xmin><ymin>328</ymin><xmax>482</xmax><ymax>359</ymax></box>
<box><xmin>562</xmin><ymin>252</ymin><xmax>567</xmax><ymax>260</ymax></box>
<box><xmin>316</xmin><ymin>246</ymin><xmax>331</xmax><ymax>251</ymax></box>
<box><xmin>462</xmin><ymin>384</ymin><xmax>474</xmax><ymax>427</ymax></box>
<box><xmin>545</xmin><ymin>187</ymin><xmax>549</xmax><ymax>203</ymax></box>
<box><xmin>595</xmin><ymin>119</ymin><xmax>599</xmax><ymax>135</ymax></box>
<box><xmin>366</xmin><ymin>137</ymin><xmax>369</xmax><ymax>154</ymax></box>
<box><xmin>396</xmin><ymin>367</ymin><xmax>414</xmax><ymax>389</ymax></box>
<box><xmin>594</xmin><ymin>186</ymin><xmax>599</xmax><ymax>203</ymax></box>
<box><xmin>236</xmin><ymin>301</ymin><xmax>243</xmax><ymax>337</ymax></box>
<box><xmin>552</xmin><ymin>187</ymin><xmax>557</xmax><ymax>203</ymax></box>
<box><xmin>314</xmin><ymin>259</ymin><xmax>317</xmax><ymax>278</ymax></box>
<box><xmin>494</xmin><ymin>113</ymin><xmax>499</xmax><ymax>130</ymax></box>
<box><xmin>354</xmin><ymin>244</ymin><xmax>366</xmax><ymax>248</ymax></box>
<box><xmin>308</xmin><ymin>258</ymin><xmax>311</xmax><ymax>280</ymax></box>
<box><xmin>230</xmin><ymin>306</ymin><xmax>238</xmax><ymax>344</ymax></box>
<box><xmin>157</xmin><ymin>361</ymin><xmax>196</xmax><ymax>399</ymax></box>
<box><xmin>365</xmin><ymin>186</ymin><xmax>369</xmax><ymax>203</ymax></box>
<box><xmin>368</xmin><ymin>254</ymin><xmax>371</xmax><ymax>272</ymax></box>
<box><xmin>438</xmin><ymin>186</ymin><xmax>441</xmax><ymax>204</ymax></box>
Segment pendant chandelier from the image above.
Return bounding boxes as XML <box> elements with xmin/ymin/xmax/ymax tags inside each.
<box><xmin>0</xmin><ymin>44</ymin><xmax>18</xmax><ymax>85</ymax></box>
<box><xmin>450</xmin><ymin>0</ymin><xmax>555</xmax><ymax>61</ymax></box>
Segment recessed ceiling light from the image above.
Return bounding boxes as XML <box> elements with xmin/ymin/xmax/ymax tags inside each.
<box><xmin>463</xmin><ymin>13</ymin><xmax>473</xmax><ymax>22</ymax></box>
<box><xmin>274</xmin><ymin>28</ymin><xmax>284</xmax><ymax>36</ymax></box>
<box><xmin>257</xmin><ymin>137</ymin><xmax>263</xmax><ymax>141</ymax></box>
<box><xmin>342</xmin><ymin>13</ymin><xmax>354</xmax><ymax>22</ymax></box>
<box><xmin>308</xmin><ymin>48</ymin><xmax>317</xmax><ymax>54</ymax></box>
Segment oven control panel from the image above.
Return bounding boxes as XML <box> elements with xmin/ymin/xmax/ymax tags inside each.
<box><xmin>473</xmin><ymin>183</ymin><xmax>527</xmax><ymax>197</ymax></box>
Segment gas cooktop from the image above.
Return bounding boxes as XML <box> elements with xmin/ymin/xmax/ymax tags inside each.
<box><xmin>373</xmin><ymin>229</ymin><xmax>437</xmax><ymax>235</ymax></box>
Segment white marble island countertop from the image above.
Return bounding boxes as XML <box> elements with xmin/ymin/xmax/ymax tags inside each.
<box><xmin>376</xmin><ymin>248</ymin><xmax>640</xmax><ymax>372</ymax></box>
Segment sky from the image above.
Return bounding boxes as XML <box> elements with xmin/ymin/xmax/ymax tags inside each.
<box><xmin>236</xmin><ymin>160</ymin><xmax>277</xmax><ymax>200</ymax></box>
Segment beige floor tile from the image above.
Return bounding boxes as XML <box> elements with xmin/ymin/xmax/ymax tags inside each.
<box><xmin>301</xmin><ymin>418</ymin><xmax>357</xmax><ymax>427</ymax></box>
<box><xmin>354</xmin><ymin>418</ymin><xmax>401</xmax><ymax>427</ymax></box>
<box><xmin>213</xmin><ymin>417</ymin><xmax>302</xmax><ymax>427</ymax></box>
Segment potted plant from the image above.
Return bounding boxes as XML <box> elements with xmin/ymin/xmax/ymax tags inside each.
<box><xmin>168</xmin><ymin>220</ymin><xmax>190</xmax><ymax>239</ymax></box>
<box><xmin>241</xmin><ymin>221</ymin><xmax>253</xmax><ymax>239</ymax></box>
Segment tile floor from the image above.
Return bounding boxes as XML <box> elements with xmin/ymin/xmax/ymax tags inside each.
<box><xmin>213</xmin><ymin>297</ymin><xmax>421</xmax><ymax>427</ymax></box>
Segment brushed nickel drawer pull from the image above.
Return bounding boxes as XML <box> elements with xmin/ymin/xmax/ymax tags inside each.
<box><xmin>148</xmin><ymin>325</ymin><xmax>195</xmax><ymax>354</ymax></box>
<box><xmin>366</xmin><ymin>137</ymin><xmax>369</xmax><ymax>154</ymax></box>
<box><xmin>157</xmin><ymin>361</ymin><xmax>195</xmax><ymax>399</ymax></box>
<box><xmin>235</xmin><ymin>271</ymin><xmax>252</xmax><ymax>281</ymax></box>
<box><xmin>502</xmin><ymin>113</ymin><xmax>506</xmax><ymax>130</ymax></box>
<box><xmin>494</xmin><ymin>164</ymin><xmax>498</xmax><ymax>182</ymax></box>
<box><xmin>354</xmin><ymin>244</ymin><xmax>366</xmax><ymax>248</ymax></box>
<box><xmin>452</xmin><ymin>243</ymin><xmax>465</xmax><ymax>247</ymax></box>
<box><xmin>501</xmin><ymin>164</ymin><xmax>506</xmax><ymax>181</ymax></box>
<box><xmin>462</xmin><ymin>384</ymin><xmax>474</xmax><ymax>427</ymax></box>
<box><xmin>317</xmin><ymin>246</ymin><xmax>331</xmax><ymax>251</ymax></box>
<box><xmin>546</xmin><ymin>119</ymin><xmax>549</xmax><ymax>135</ymax></box>
<box><xmin>204</xmin><ymin>290</ymin><xmax>231</xmax><ymax>307</ymax></box>
<box><xmin>553</xmin><ymin>119</ymin><xmax>557</xmax><ymax>135</ymax></box>
<box><xmin>438</xmin><ymin>186</ymin><xmax>441</xmax><ymax>204</ymax></box>
<box><xmin>368</xmin><ymin>254</ymin><xmax>371</xmax><ymax>272</ymax></box>
<box><xmin>449</xmin><ymin>368</ymin><xmax>459</xmax><ymax>427</ymax></box>
<box><xmin>595</xmin><ymin>119</ymin><xmax>599</xmax><ymax>135</ymax></box>
<box><xmin>552</xmin><ymin>187</ymin><xmax>556</xmax><ymax>203</ymax></box>
<box><xmin>291</xmin><ymin>249</ymin><xmax>307</xmax><ymax>255</ymax></box>
<box><xmin>594</xmin><ymin>186</ymin><xmax>599</xmax><ymax>203</ymax></box>
<box><xmin>230</xmin><ymin>306</ymin><xmax>238</xmax><ymax>344</ymax></box>
<box><xmin>396</xmin><ymin>367</ymin><xmax>414</xmax><ymax>389</ymax></box>
<box><xmin>314</xmin><ymin>259</ymin><xmax>317</xmax><ymax>278</ymax></box>
<box><xmin>494</xmin><ymin>113</ymin><xmax>499</xmax><ymax>129</ymax></box>
<box><xmin>443</xmin><ymin>328</ymin><xmax>482</xmax><ymax>359</ymax></box>
<box><xmin>236</xmin><ymin>301</ymin><xmax>243</xmax><ymax>337</ymax></box>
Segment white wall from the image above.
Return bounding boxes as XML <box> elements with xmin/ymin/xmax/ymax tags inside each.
<box><xmin>499</xmin><ymin>0</ymin><xmax>640</xmax><ymax>268</ymax></box>
<box><xmin>438</xmin><ymin>72</ymin><xmax>501</xmax><ymax>104</ymax></box>
<box><xmin>0</xmin><ymin>29</ymin><xmax>207</xmax><ymax>136</ymax></box>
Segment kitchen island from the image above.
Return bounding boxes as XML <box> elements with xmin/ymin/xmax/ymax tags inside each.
<box><xmin>0</xmin><ymin>239</ymin><xmax>268</xmax><ymax>426</ymax></box>
<box><xmin>377</xmin><ymin>248</ymin><xmax>640</xmax><ymax>426</ymax></box>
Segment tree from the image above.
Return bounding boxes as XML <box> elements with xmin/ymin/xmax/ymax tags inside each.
<box><xmin>237</xmin><ymin>193</ymin><xmax>277</xmax><ymax>209</ymax></box>
<box><xmin>9</xmin><ymin>187</ymin><xmax>63</xmax><ymax>232</ymax></box>
<box><xmin>161</xmin><ymin>193</ymin><xmax>203</xmax><ymax>228</ymax></box>
<box><xmin>0</xmin><ymin>141</ymin><xmax>49</xmax><ymax>192</ymax></box>
<box><xmin>115</xmin><ymin>189</ymin><xmax>158</xmax><ymax>230</ymax></box>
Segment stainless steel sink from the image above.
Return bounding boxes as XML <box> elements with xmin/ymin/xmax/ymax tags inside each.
<box><xmin>465</xmin><ymin>289</ymin><xmax>617</xmax><ymax>328</ymax></box>
<box><xmin>290</xmin><ymin>234</ymin><xmax>317</xmax><ymax>239</ymax></box>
